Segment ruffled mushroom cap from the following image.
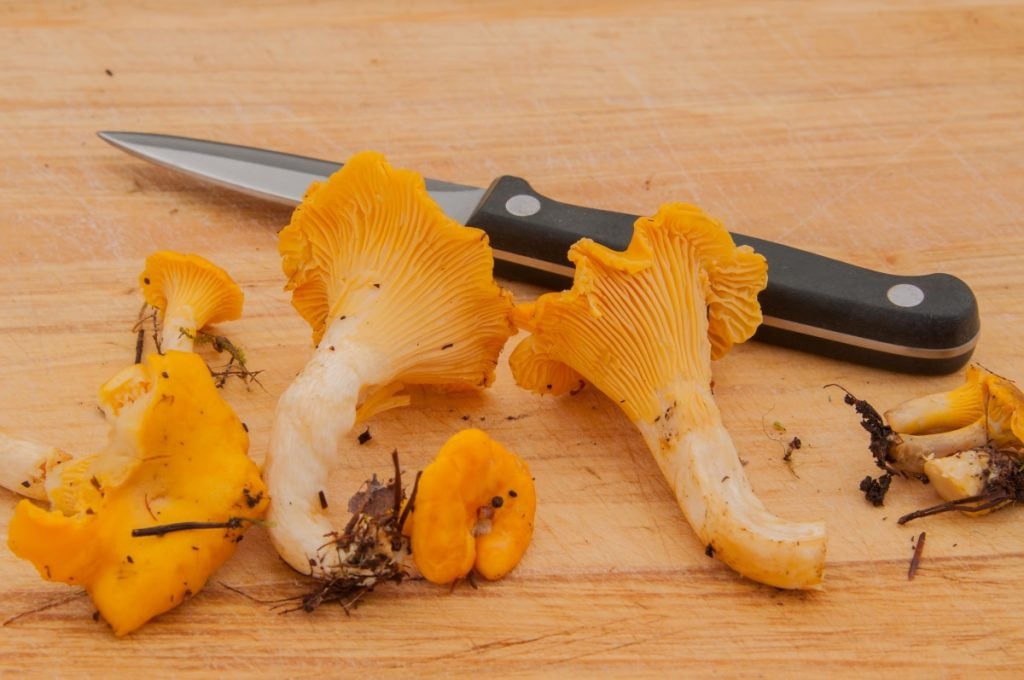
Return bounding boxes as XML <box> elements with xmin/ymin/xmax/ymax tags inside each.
<box><xmin>510</xmin><ymin>202</ymin><xmax>766</xmax><ymax>422</ymax></box>
<box><xmin>405</xmin><ymin>428</ymin><xmax>536</xmax><ymax>584</ymax></box>
<box><xmin>265</xmin><ymin>151</ymin><xmax>516</xmax><ymax>576</ymax></box>
<box><xmin>278</xmin><ymin>150</ymin><xmax>515</xmax><ymax>389</ymax></box>
<box><xmin>7</xmin><ymin>351</ymin><xmax>268</xmax><ymax>636</ymax></box>
<box><xmin>984</xmin><ymin>372</ymin><xmax>1024</xmax><ymax>448</ymax></box>
<box><xmin>140</xmin><ymin>251</ymin><xmax>244</xmax><ymax>352</ymax></box>
<box><xmin>509</xmin><ymin>203</ymin><xmax>826</xmax><ymax>589</ymax></box>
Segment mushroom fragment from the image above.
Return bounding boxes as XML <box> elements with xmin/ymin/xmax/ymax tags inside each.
<box><xmin>0</xmin><ymin>431</ymin><xmax>70</xmax><ymax>501</ymax></box>
<box><xmin>509</xmin><ymin>203</ymin><xmax>826</xmax><ymax>589</ymax></box>
<box><xmin>851</xmin><ymin>365</ymin><xmax>1024</xmax><ymax>522</ymax></box>
<box><xmin>264</xmin><ymin>151</ymin><xmax>516</xmax><ymax>577</ymax></box>
<box><xmin>140</xmin><ymin>251</ymin><xmax>244</xmax><ymax>352</ymax></box>
<box><xmin>405</xmin><ymin>428</ymin><xmax>536</xmax><ymax>584</ymax></box>
<box><xmin>4</xmin><ymin>253</ymin><xmax>267</xmax><ymax>636</ymax></box>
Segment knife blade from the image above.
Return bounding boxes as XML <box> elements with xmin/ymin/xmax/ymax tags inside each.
<box><xmin>97</xmin><ymin>131</ymin><xmax>979</xmax><ymax>375</ymax></box>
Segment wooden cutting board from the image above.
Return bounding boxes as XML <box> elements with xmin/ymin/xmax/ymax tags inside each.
<box><xmin>1</xmin><ymin>1</ymin><xmax>1022</xmax><ymax>675</ymax></box>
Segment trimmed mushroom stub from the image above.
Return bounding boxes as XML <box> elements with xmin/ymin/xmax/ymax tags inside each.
<box><xmin>406</xmin><ymin>428</ymin><xmax>536</xmax><ymax>584</ymax></box>
<box><xmin>509</xmin><ymin>203</ymin><xmax>826</xmax><ymax>589</ymax></box>
<box><xmin>265</xmin><ymin>152</ymin><xmax>516</xmax><ymax>577</ymax></box>
<box><xmin>140</xmin><ymin>251</ymin><xmax>244</xmax><ymax>352</ymax></box>
<box><xmin>882</xmin><ymin>365</ymin><xmax>1024</xmax><ymax>474</ymax></box>
<box><xmin>0</xmin><ymin>432</ymin><xmax>70</xmax><ymax>501</ymax></box>
<box><xmin>873</xmin><ymin>365</ymin><xmax>1024</xmax><ymax>520</ymax></box>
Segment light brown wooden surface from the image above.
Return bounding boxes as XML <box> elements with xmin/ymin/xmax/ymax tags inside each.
<box><xmin>1</xmin><ymin>0</ymin><xmax>1022</xmax><ymax>675</ymax></box>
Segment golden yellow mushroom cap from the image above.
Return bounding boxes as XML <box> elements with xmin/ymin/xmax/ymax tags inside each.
<box><xmin>509</xmin><ymin>202</ymin><xmax>766</xmax><ymax>423</ymax></box>
<box><xmin>277</xmin><ymin>150</ymin><xmax>515</xmax><ymax>389</ymax></box>
<box><xmin>884</xmin><ymin>364</ymin><xmax>988</xmax><ymax>435</ymax></box>
<box><xmin>140</xmin><ymin>251</ymin><xmax>244</xmax><ymax>331</ymax></box>
<box><xmin>7</xmin><ymin>351</ymin><xmax>268</xmax><ymax>636</ymax></box>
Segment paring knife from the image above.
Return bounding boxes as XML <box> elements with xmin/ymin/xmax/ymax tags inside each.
<box><xmin>97</xmin><ymin>131</ymin><xmax>979</xmax><ymax>375</ymax></box>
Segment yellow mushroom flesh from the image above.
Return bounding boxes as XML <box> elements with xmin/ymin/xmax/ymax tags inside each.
<box><xmin>265</xmin><ymin>152</ymin><xmax>516</xmax><ymax>577</ymax></box>
<box><xmin>509</xmin><ymin>203</ymin><xmax>825</xmax><ymax>589</ymax></box>
<box><xmin>407</xmin><ymin>428</ymin><xmax>536</xmax><ymax>584</ymax></box>
<box><xmin>7</xmin><ymin>351</ymin><xmax>268</xmax><ymax>636</ymax></box>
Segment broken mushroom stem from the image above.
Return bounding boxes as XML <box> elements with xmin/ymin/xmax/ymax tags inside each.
<box><xmin>900</xmin><ymin>447</ymin><xmax>1024</xmax><ymax>524</ymax></box>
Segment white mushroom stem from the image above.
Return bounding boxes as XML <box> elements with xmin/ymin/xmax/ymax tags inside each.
<box><xmin>161</xmin><ymin>305</ymin><xmax>198</xmax><ymax>353</ymax></box>
<box><xmin>0</xmin><ymin>431</ymin><xmax>70</xmax><ymax>501</ymax></box>
<box><xmin>264</xmin><ymin>321</ymin><xmax>390</xmax><ymax>576</ymax></box>
<box><xmin>633</xmin><ymin>383</ymin><xmax>826</xmax><ymax>589</ymax></box>
<box><xmin>889</xmin><ymin>420</ymin><xmax>989</xmax><ymax>474</ymax></box>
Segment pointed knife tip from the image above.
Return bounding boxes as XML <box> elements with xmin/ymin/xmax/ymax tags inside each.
<box><xmin>97</xmin><ymin>130</ymin><xmax>124</xmax><ymax>147</ymax></box>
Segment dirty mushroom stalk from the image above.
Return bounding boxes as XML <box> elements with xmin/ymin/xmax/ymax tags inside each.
<box><xmin>510</xmin><ymin>203</ymin><xmax>826</xmax><ymax>589</ymax></box>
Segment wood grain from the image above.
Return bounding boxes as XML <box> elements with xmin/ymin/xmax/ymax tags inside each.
<box><xmin>1</xmin><ymin>0</ymin><xmax>1022</xmax><ymax>675</ymax></box>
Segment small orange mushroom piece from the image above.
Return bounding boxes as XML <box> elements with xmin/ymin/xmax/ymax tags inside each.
<box><xmin>140</xmin><ymin>251</ymin><xmax>244</xmax><ymax>352</ymax></box>
<box><xmin>408</xmin><ymin>428</ymin><xmax>536</xmax><ymax>584</ymax></box>
<box><xmin>264</xmin><ymin>151</ymin><xmax>516</xmax><ymax>577</ymax></box>
<box><xmin>508</xmin><ymin>203</ymin><xmax>826</xmax><ymax>589</ymax></box>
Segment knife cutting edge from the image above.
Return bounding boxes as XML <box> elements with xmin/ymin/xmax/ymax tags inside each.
<box><xmin>97</xmin><ymin>131</ymin><xmax>979</xmax><ymax>375</ymax></box>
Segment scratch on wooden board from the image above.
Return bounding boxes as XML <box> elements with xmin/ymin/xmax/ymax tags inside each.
<box><xmin>939</xmin><ymin>138</ymin><xmax>1020</xmax><ymax>230</ymax></box>
<box><xmin>786</xmin><ymin>120</ymin><xmax>951</xmax><ymax>242</ymax></box>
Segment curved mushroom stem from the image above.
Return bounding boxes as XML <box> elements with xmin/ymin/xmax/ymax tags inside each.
<box><xmin>634</xmin><ymin>382</ymin><xmax>826</xmax><ymax>589</ymax></box>
<box><xmin>264</xmin><ymin>324</ymin><xmax>391</xmax><ymax>577</ymax></box>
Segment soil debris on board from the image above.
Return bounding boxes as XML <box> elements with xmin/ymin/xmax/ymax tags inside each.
<box><xmin>282</xmin><ymin>450</ymin><xmax>417</xmax><ymax>614</ymax></box>
<box><xmin>859</xmin><ymin>473</ymin><xmax>892</xmax><ymax>507</ymax></box>
<box><xmin>828</xmin><ymin>384</ymin><xmax>909</xmax><ymax>507</ymax></box>
<box><xmin>826</xmin><ymin>384</ymin><xmax>900</xmax><ymax>474</ymax></box>
<box><xmin>908</xmin><ymin>531</ymin><xmax>926</xmax><ymax>580</ymax></box>
<box><xmin>762</xmin><ymin>413</ymin><xmax>804</xmax><ymax>477</ymax></box>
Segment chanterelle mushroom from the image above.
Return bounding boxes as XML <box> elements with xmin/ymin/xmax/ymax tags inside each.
<box><xmin>509</xmin><ymin>203</ymin><xmax>826</xmax><ymax>589</ymax></box>
<box><xmin>140</xmin><ymin>251</ymin><xmax>244</xmax><ymax>352</ymax></box>
<box><xmin>265</xmin><ymin>151</ymin><xmax>516</xmax><ymax>577</ymax></box>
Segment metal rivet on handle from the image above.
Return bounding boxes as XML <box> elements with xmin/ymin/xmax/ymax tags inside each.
<box><xmin>886</xmin><ymin>283</ymin><xmax>925</xmax><ymax>308</ymax></box>
<box><xmin>505</xmin><ymin>194</ymin><xmax>541</xmax><ymax>217</ymax></box>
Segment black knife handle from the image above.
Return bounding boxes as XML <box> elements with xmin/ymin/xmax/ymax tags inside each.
<box><xmin>468</xmin><ymin>175</ymin><xmax>979</xmax><ymax>374</ymax></box>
